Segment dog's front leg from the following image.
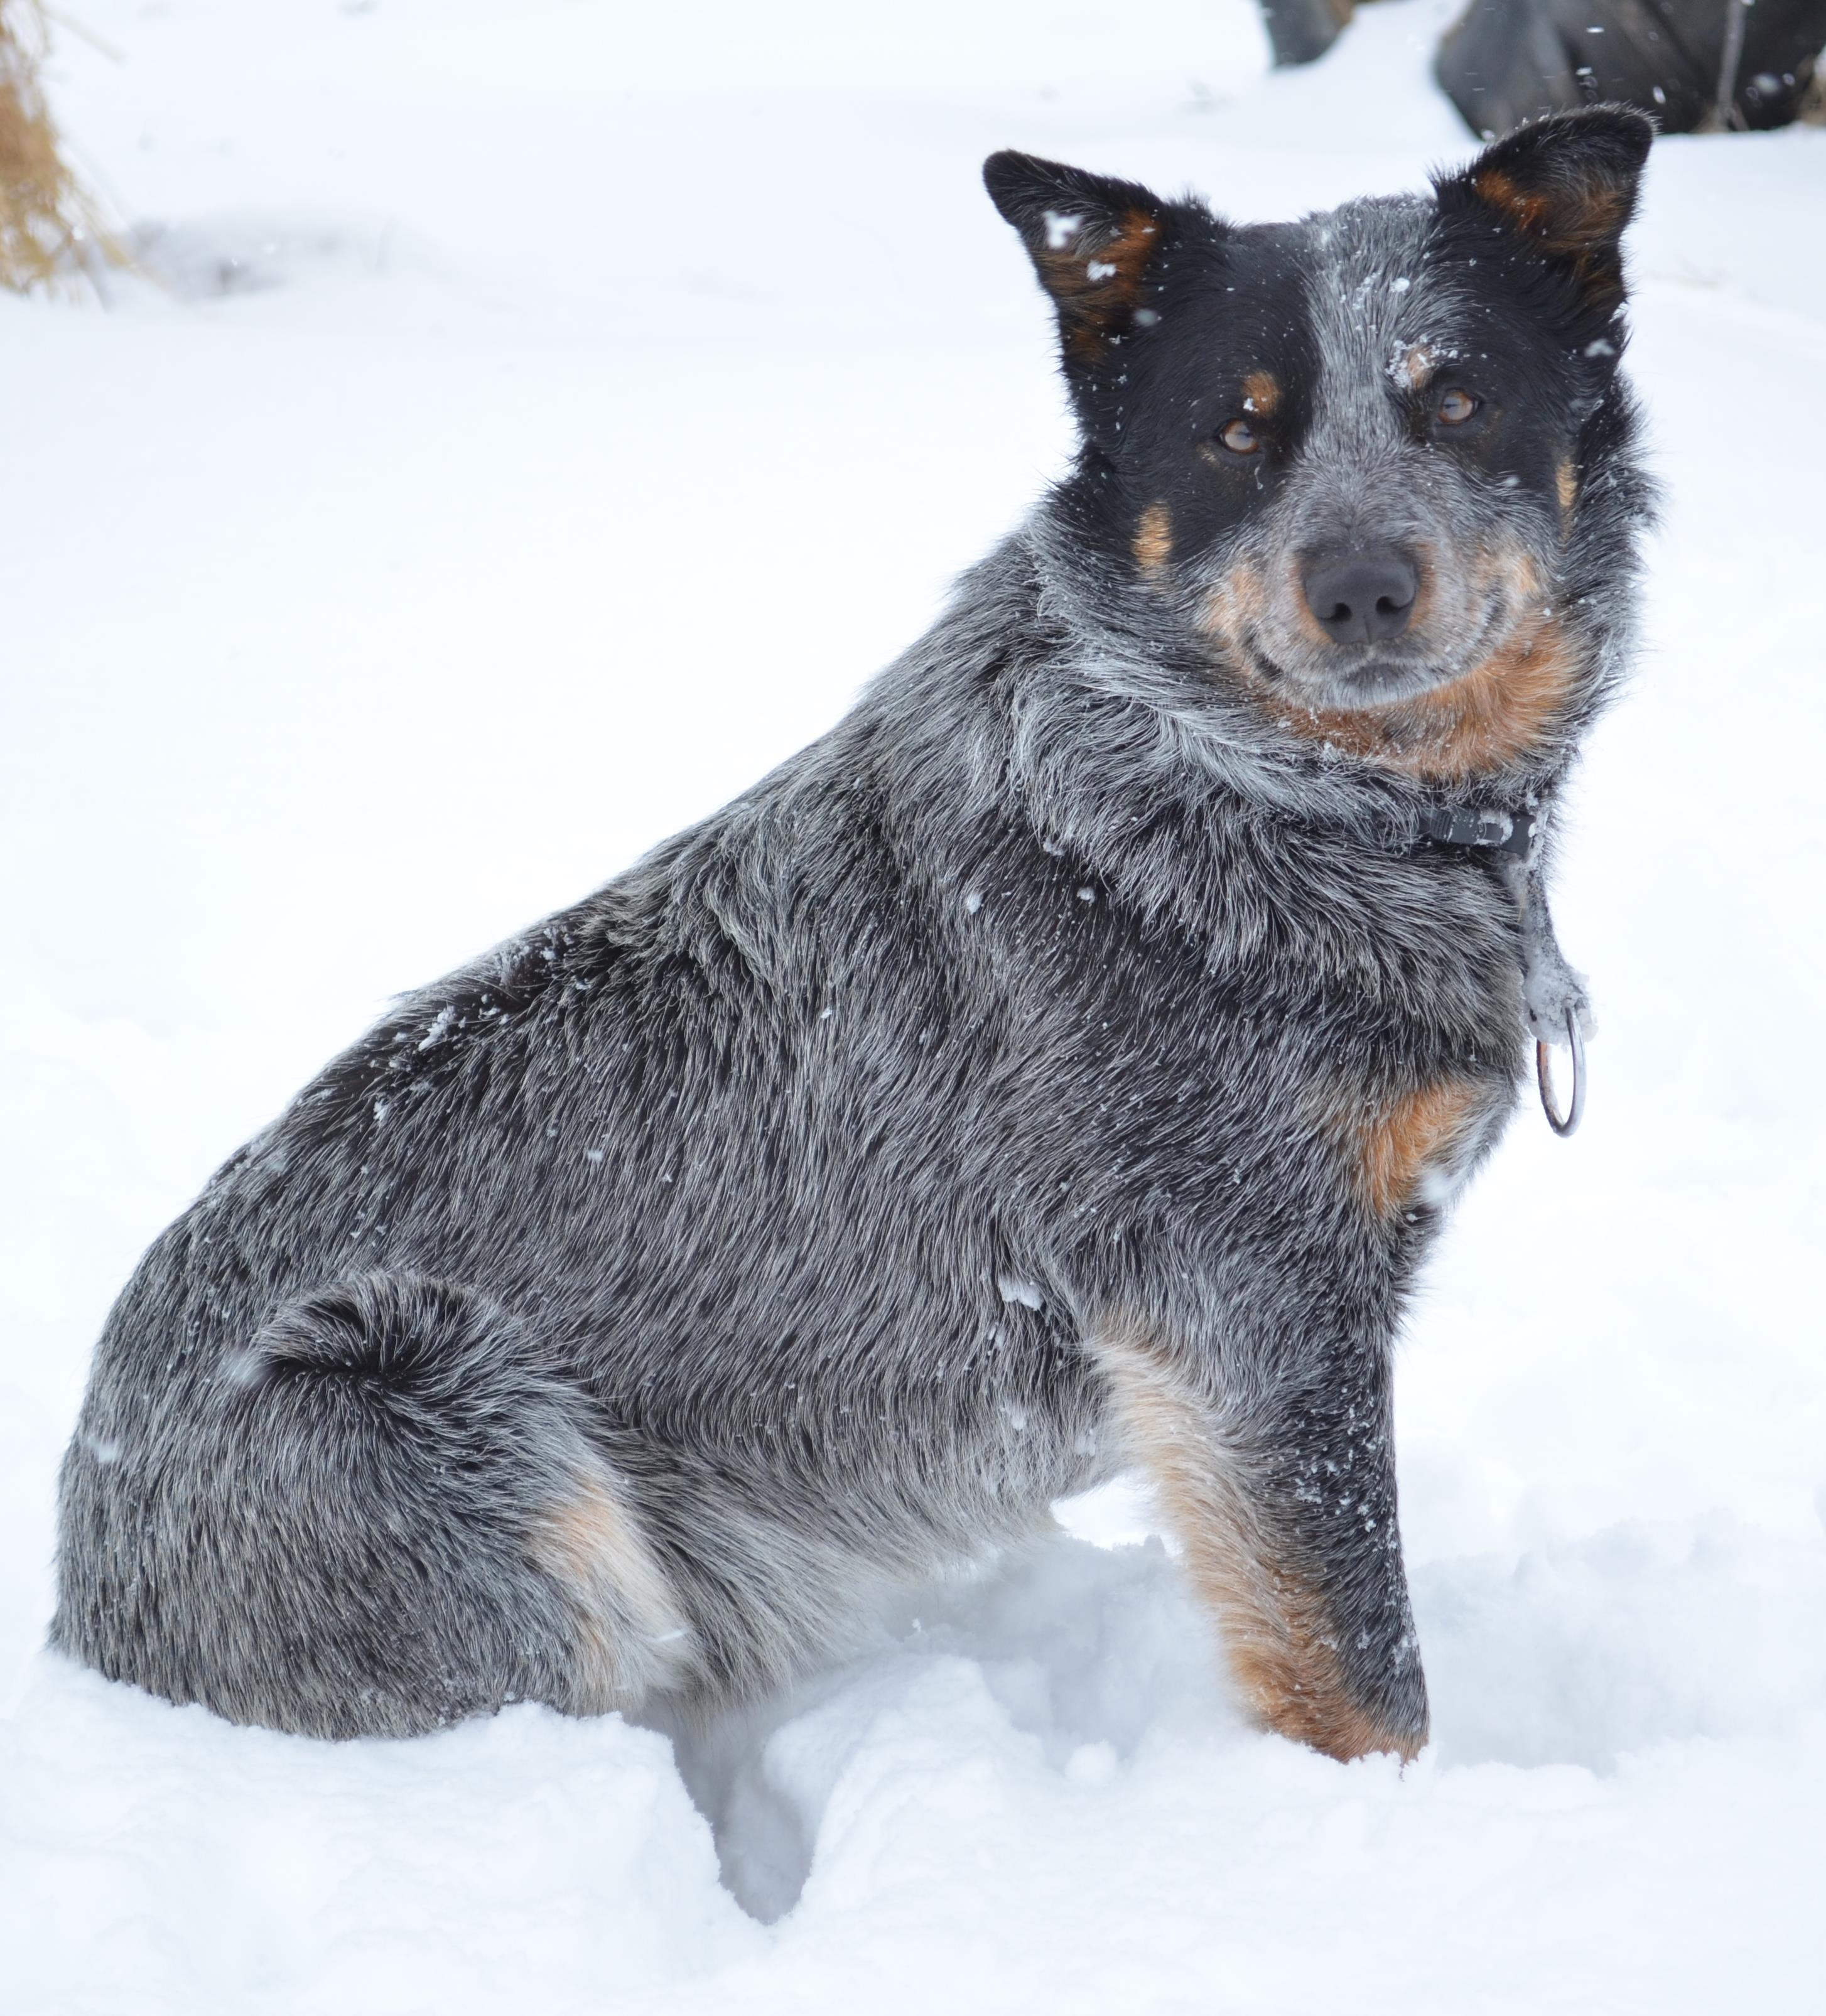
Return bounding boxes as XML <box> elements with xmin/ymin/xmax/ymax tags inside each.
<box><xmin>1088</xmin><ymin>1313</ymin><xmax>1426</xmax><ymax>1762</ymax></box>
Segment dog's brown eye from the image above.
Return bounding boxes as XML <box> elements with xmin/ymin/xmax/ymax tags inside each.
<box><xmin>1218</xmin><ymin>418</ymin><xmax>1260</xmax><ymax>455</ymax></box>
<box><xmin>1437</xmin><ymin>389</ymin><xmax>1479</xmax><ymax>425</ymax></box>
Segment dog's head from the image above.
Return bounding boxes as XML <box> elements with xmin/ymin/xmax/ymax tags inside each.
<box><xmin>986</xmin><ymin>111</ymin><xmax>1653</xmax><ymax>785</ymax></box>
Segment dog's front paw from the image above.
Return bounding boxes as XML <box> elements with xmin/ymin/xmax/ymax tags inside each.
<box><xmin>1523</xmin><ymin>950</ymin><xmax>1595</xmax><ymax>1047</ymax></box>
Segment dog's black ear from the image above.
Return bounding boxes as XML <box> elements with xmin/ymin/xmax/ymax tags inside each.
<box><xmin>1436</xmin><ymin>107</ymin><xmax>1652</xmax><ymax>316</ymax></box>
<box><xmin>984</xmin><ymin>151</ymin><xmax>1172</xmax><ymax>371</ymax></box>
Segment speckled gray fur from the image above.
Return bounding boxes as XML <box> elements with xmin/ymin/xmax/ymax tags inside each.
<box><xmin>54</xmin><ymin>118</ymin><xmax>1651</xmax><ymax>1752</ymax></box>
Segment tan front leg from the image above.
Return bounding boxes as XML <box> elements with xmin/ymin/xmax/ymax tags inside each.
<box><xmin>1089</xmin><ymin>1318</ymin><xmax>1426</xmax><ymax>1762</ymax></box>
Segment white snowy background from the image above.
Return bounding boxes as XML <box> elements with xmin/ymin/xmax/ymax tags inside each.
<box><xmin>3</xmin><ymin>1</ymin><xmax>1824</xmax><ymax>2009</ymax></box>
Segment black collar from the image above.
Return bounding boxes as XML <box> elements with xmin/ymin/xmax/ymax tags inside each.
<box><xmin>1413</xmin><ymin>802</ymin><xmax>1537</xmax><ymax>862</ymax></box>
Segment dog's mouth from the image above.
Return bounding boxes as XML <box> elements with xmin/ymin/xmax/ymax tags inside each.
<box><xmin>1233</xmin><ymin>603</ymin><xmax>1511</xmax><ymax>715</ymax></box>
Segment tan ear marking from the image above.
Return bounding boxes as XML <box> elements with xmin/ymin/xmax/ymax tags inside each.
<box><xmin>1469</xmin><ymin>166</ymin><xmax>1631</xmax><ymax>305</ymax></box>
<box><xmin>1037</xmin><ymin>205</ymin><xmax>1160</xmax><ymax>358</ymax></box>
<box><xmin>1470</xmin><ymin>168</ymin><xmax>1548</xmax><ymax>236</ymax></box>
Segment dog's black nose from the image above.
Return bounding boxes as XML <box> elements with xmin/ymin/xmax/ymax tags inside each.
<box><xmin>1302</xmin><ymin>551</ymin><xmax>1418</xmax><ymax>644</ymax></box>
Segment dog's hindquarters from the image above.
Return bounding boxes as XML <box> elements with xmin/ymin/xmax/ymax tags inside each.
<box><xmin>53</xmin><ymin>1269</ymin><xmax>696</xmax><ymax>1738</ymax></box>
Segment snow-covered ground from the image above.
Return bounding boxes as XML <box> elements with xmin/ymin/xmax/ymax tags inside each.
<box><xmin>4</xmin><ymin>1</ymin><xmax>1824</xmax><ymax>2008</ymax></box>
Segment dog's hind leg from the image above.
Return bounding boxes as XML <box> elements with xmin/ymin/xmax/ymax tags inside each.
<box><xmin>1088</xmin><ymin>1315</ymin><xmax>1427</xmax><ymax>1762</ymax></box>
<box><xmin>53</xmin><ymin>1271</ymin><xmax>696</xmax><ymax>1737</ymax></box>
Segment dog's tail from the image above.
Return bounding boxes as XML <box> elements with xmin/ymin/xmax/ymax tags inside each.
<box><xmin>53</xmin><ymin>1270</ymin><xmax>696</xmax><ymax>1737</ymax></box>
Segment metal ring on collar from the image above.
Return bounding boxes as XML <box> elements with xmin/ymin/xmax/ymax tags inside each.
<box><xmin>1537</xmin><ymin>1005</ymin><xmax>1585</xmax><ymax>1137</ymax></box>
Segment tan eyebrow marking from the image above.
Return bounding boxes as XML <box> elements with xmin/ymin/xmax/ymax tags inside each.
<box><xmin>1391</xmin><ymin>343</ymin><xmax>1436</xmax><ymax>392</ymax></box>
<box><xmin>1241</xmin><ymin>370</ymin><xmax>1280</xmax><ymax>416</ymax></box>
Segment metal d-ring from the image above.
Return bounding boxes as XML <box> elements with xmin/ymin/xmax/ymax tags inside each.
<box><xmin>1536</xmin><ymin>1005</ymin><xmax>1585</xmax><ymax>1137</ymax></box>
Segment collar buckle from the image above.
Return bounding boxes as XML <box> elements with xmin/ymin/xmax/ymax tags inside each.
<box><xmin>1413</xmin><ymin>802</ymin><xmax>1536</xmax><ymax>862</ymax></box>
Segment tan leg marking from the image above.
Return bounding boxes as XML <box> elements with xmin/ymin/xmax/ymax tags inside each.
<box><xmin>532</xmin><ymin>1467</ymin><xmax>694</xmax><ymax>1711</ymax></box>
<box><xmin>1133</xmin><ymin>502</ymin><xmax>1174</xmax><ymax>578</ymax></box>
<box><xmin>1089</xmin><ymin>1319</ymin><xmax>1421</xmax><ymax>1762</ymax></box>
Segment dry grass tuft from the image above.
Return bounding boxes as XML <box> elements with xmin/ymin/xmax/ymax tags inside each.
<box><xmin>0</xmin><ymin>1</ymin><xmax>121</xmax><ymax>293</ymax></box>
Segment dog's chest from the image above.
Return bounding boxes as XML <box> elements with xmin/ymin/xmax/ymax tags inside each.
<box><xmin>972</xmin><ymin>839</ymin><xmax>1523</xmax><ymax>1237</ymax></box>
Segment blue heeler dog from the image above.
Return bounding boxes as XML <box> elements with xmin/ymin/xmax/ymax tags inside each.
<box><xmin>55</xmin><ymin>109</ymin><xmax>1653</xmax><ymax>1761</ymax></box>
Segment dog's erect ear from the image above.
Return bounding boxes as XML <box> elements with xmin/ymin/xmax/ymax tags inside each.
<box><xmin>984</xmin><ymin>151</ymin><xmax>1171</xmax><ymax>369</ymax></box>
<box><xmin>1437</xmin><ymin>107</ymin><xmax>1653</xmax><ymax>316</ymax></box>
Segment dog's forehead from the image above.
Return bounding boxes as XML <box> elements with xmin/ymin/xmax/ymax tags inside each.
<box><xmin>1287</xmin><ymin>193</ymin><xmax>1452</xmax><ymax>437</ymax></box>
<box><xmin>1206</xmin><ymin>196</ymin><xmax>1449</xmax><ymax>395</ymax></box>
<box><xmin>1304</xmin><ymin>197</ymin><xmax>1437</xmax><ymax>362</ymax></box>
